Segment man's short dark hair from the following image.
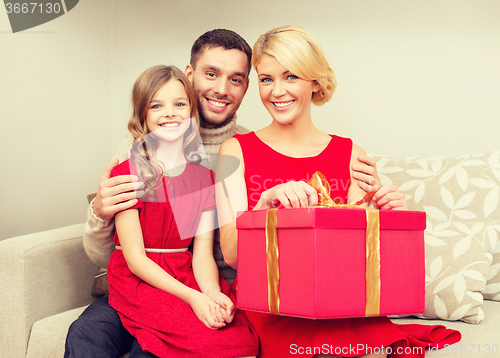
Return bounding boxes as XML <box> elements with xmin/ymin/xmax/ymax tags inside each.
<box><xmin>190</xmin><ymin>29</ymin><xmax>252</xmax><ymax>78</ymax></box>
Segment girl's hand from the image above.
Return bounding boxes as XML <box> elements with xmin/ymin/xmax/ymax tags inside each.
<box><xmin>213</xmin><ymin>292</ymin><xmax>235</xmax><ymax>324</ymax></box>
<box><xmin>372</xmin><ymin>185</ymin><xmax>408</xmax><ymax>210</ymax></box>
<box><xmin>189</xmin><ymin>292</ymin><xmax>226</xmax><ymax>330</ymax></box>
<box><xmin>254</xmin><ymin>181</ymin><xmax>318</xmax><ymax>210</ymax></box>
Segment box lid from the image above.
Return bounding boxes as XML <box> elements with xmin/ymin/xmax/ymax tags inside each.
<box><xmin>236</xmin><ymin>207</ymin><xmax>426</xmax><ymax>230</ymax></box>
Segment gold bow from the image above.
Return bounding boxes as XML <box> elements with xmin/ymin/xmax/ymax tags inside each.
<box><xmin>265</xmin><ymin>171</ymin><xmax>381</xmax><ymax>317</ymax></box>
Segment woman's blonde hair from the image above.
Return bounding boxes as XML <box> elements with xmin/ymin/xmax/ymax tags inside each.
<box><xmin>252</xmin><ymin>25</ymin><xmax>336</xmax><ymax>106</ymax></box>
<box><xmin>127</xmin><ymin>65</ymin><xmax>200</xmax><ymax>201</ymax></box>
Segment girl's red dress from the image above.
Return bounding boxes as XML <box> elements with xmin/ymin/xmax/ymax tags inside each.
<box><xmin>107</xmin><ymin>159</ymin><xmax>259</xmax><ymax>358</ymax></box>
<box><xmin>234</xmin><ymin>132</ymin><xmax>461</xmax><ymax>358</ymax></box>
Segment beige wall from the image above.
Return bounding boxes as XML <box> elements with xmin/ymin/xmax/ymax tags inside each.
<box><xmin>1</xmin><ymin>0</ymin><xmax>499</xmax><ymax>240</ymax></box>
<box><xmin>0</xmin><ymin>0</ymin><xmax>113</xmax><ymax>240</ymax></box>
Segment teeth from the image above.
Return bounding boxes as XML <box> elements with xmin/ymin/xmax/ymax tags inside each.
<box><xmin>208</xmin><ymin>99</ymin><xmax>227</xmax><ymax>108</ymax></box>
<box><xmin>274</xmin><ymin>101</ymin><xmax>294</xmax><ymax>107</ymax></box>
<box><xmin>159</xmin><ymin>122</ymin><xmax>181</xmax><ymax>127</ymax></box>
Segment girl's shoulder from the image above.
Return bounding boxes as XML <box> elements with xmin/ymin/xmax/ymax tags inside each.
<box><xmin>110</xmin><ymin>159</ymin><xmax>135</xmax><ymax>178</ymax></box>
<box><xmin>186</xmin><ymin>162</ymin><xmax>214</xmax><ymax>186</ymax></box>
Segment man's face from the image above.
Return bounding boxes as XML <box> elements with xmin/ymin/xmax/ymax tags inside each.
<box><xmin>185</xmin><ymin>46</ymin><xmax>249</xmax><ymax>128</ymax></box>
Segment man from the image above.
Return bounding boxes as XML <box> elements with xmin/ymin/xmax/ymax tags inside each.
<box><xmin>65</xmin><ymin>29</ymin><xmax>381</xmax><ymax>357</ymax></box>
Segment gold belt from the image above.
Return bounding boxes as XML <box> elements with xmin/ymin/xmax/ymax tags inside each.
<box><xmin>115</xmin><ymin>246</ymin><xmax>188</xmax><ymax>253</ymax></box>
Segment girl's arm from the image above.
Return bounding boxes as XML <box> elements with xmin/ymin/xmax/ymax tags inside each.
<box><xmin>115</xmin><ymin>209</ymin><xmax>225</xmax><ymax>328</ymax></box>
<box><xmin>191</xmin><ymin>210</ymin><xmax>219</xmax><ymax>297</ymax></box>
<box><xmin>192</xmin><ymin>209</ymin><xmax>235</xmax><ymax>324</ymax></box>
<box><xmin>116</xmin><ymin>209</ymin><xmax>195</xmax><ymax>302</ymax></box>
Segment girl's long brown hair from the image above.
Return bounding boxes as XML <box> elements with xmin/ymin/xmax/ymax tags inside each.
<box><xmin>127</xmin><ymin>65</ymin><xmax>200</xmax><ymax>201</ymax></box>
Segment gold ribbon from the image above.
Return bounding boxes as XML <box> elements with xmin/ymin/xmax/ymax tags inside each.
<box><xmin>266</xmin><ymin>208</ymin><xmax>280</xmax><ymax>314</ymax></box>
<box><xmin>264</xmin><ymin>171</ymin><xmax>381</xmax><ymax>316</ymax></box>
<box><xmin>364</xmin><ymin>209</ymin><xmax>381</xmax><ymax>316</ymax></box>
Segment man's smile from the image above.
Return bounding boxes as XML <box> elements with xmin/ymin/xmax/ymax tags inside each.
<box><xmin>207</xmin><ymin>98</ymin><xmax>230</xmax><ymax>111</ymax></box>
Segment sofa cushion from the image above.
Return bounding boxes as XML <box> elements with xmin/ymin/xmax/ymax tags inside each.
<box><xmin>26</xmin><ymin>306</ymin><xmax>88</xmax><ymax>358</ymax></box>
<box><xmin>418</xmin><ymin>218</ymin><xmax>495</xmax><ymax>323</ymax></box>
<box><xmin>373</xmin><ymin>152</ymin><xmax>500</xmax><ymax>303</ymax></box>
<box><xmin>485</xmin><ymin>245</ymin><xmax>500</xmax><ymax>301</ymax></box>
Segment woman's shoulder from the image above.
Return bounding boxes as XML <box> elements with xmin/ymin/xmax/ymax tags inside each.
<box><xmin>349</xmin><ymin>142</ymin><xmax>367</xmax><ymax>166</ymax></box>
<box><xmin>220</xmin><ymin>134</ymin><xmax>248</xmax><ymax>154</ymax></box>
<box><xmin>328</xmin><ymin>133</ymin><xmax>353</xmax><ymax>144</ymax></box>
<box><xmin>322</xmin><ymin>134</ymin><xmax>353</xmax><ymax>154</ymax></box>
<box><xmin>232</xmin><ymin>131</ymin><xmax>255</xmax><ymax>142</ymax></box>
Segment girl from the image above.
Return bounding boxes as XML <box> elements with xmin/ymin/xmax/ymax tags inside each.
<box><xmin>217</xmin><ymin>26</ymin><xmax>461</xmax><ymax>358</ymax></box>
<box><xmin>107</xmin><ymin>65</ymin><xmax>258</xmax><ymax>358</ymax></box>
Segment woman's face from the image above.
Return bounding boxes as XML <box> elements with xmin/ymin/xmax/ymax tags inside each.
<box><xmin>146</xmin><ymin>79</ymin><xmax>192</xmax><ymax>143</ymax></box>
<box><xmin>256</xmin><ymin>54</ymin><xmax>320</xmax><ymax>125</ymax></box>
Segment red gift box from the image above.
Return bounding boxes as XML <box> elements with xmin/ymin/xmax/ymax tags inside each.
<box><xmin>236</xmin><ymin>207</ymin><xmax>426</xmax><ymax>319</ymax></box>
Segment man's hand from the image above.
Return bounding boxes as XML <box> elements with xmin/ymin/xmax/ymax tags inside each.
<box><xmin>352</xmin><ymin>155</ymin><xmax>380</xmax><ymax>193</ymax></box>
<box><xmin>93</xmin><ymin>159</ymin><xmax>144</xmax><ymax>221</ymax></box>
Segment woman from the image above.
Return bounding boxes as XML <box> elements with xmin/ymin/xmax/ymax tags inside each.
<box><xmin>216</xmin><ymin>26</ymin><xmax>460</xmax><ymax>358</ymax></box>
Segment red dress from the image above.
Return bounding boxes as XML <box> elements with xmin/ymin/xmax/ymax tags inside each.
<box><xmin>107</xmin><ymin>159</ymin><xmax>259</xmax><ymax>358</ymax></box>
<box><xmin>234</xmin><ymin>132</ymin><xmax>461</xmax><ymax>358</ymax></box>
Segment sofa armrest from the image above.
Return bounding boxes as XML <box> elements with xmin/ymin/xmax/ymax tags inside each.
<box><xmin>0</xmin><ymin>224</ymin><xmax>98</xmax><ymax>358</ymax></box>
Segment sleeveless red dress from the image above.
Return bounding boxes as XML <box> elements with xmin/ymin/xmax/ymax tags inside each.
<box><xmin>107</xmin><ymin>159</ymin><xmax>259</xmax><ymax>358</ymax></box>
<box><xmin>234</xmin><ymin>132</ymin><xmax>461</xmax><ymax>358</ymax></box>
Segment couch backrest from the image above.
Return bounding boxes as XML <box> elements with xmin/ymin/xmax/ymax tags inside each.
<box><xmin>371</xmin><ymin>152</ymin><xmax>500</xmax><ymax>222</ymax></box>
<box><xmin>371</xmin><ymin>152</ymin><xmax>500</xmax><ymax>303</ymax></box>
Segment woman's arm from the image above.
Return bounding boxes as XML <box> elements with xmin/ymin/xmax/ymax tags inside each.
<box><xmin>216</xmin><ymin>138</ymin><xmax>321</xmax><ymax>268</ymax></box>
<box><xmin>216</xmin><ymin>138</ymin><xmax>249</xmax><ymax>269</ymax></box>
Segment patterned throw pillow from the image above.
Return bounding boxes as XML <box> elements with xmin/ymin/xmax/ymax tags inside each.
<box><xmin>371</xmin><ymin>152</ymin><xmax>500</xmax><ymax>321</ymax></box>
<box><xmin>419</xmin><ymin>218</ymin><xmax>495</xmax><ymax>323</ymax></box>
<box><xmin>486</xmin><ymin>244</ymin><xmax>500</xmax><ymax>300</ymax></box>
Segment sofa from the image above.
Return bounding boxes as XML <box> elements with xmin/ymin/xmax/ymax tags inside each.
<box><xmin>1</xmin><ymin>151</ymin><xmax>499</xmax><ymax>358</ymax></box>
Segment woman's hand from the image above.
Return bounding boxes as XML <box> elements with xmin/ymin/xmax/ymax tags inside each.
<box><xmin>254</xmin><ymin>181</ymin><xmax>318</xmax><ymax>210</ymax></box>
<box><xmin>372</xmin><ymin>185</ymin><xmax>408</xmax><ymax>210</ymax></box>
<box><xmin>189</xmin><ymin>291</ymin><xmax>227</xmax><ymax>330</ymax></box>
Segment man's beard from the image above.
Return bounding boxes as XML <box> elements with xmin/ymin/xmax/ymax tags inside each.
<box><xmin>195</xmin><ymin>92</ymin><xmax>235</xmax><ymax>129</ymax></box>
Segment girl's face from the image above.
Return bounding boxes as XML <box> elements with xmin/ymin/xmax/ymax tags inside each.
<box><xmin>256</xmin><ymin>54</ymin><xmax>320</xmax><ymax>125</ymax></box>
<box><xmin>146</xmin><ymin>79</ymin><xmax>192</xmax><ymax>143</ymax></box>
